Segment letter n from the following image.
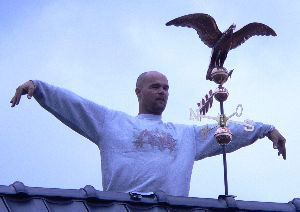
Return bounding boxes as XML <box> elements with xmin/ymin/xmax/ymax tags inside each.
<box><xmin>189</xmin><ymin>108</ymin><xmax>201</xmax><ymax>121</ymax></box>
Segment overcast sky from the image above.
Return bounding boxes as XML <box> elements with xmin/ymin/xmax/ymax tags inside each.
<box><xmin>1</xmin><ymin>0</ymin><xmax>299</xmax><ymax>203</ymax></box>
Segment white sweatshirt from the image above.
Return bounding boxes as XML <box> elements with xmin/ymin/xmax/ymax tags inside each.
<box><xmin>33</xmin><ymin>80</ymin><xmax>273</xmax><ymax>196</ymax></box>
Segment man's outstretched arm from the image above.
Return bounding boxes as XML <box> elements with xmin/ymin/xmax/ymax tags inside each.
<box><xmin>194</xmin><ymin>122</ymin><xmax>287</xmax><ymax>160</ymax></box>
<box><xmin>10</xmin><ymin>80</ymin><xmax>111</xmax><ymax>145</ymax></box>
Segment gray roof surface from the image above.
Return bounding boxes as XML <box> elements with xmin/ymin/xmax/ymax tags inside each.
<box><xmin>0</xmin><ymin>181</ymin><xmax>299</xmax><ymax>211</ymax></box>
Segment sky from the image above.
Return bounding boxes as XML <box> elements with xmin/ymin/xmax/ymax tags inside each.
<box><xmin>1</xmin><ymin>0</ymin><xmax>299</xmax><ymax>203</ymax></box>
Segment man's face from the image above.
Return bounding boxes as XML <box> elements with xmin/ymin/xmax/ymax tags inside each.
<box><xmin>136</xmin><ymin>72</ymin><xmax>169</xmax><ymax>115</ymax></box>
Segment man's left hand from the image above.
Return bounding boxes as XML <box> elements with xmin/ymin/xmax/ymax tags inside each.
<box><xmin>267</xmin><ymin>128</ymin><xmax>286</xmax><ymax>160</ymax></box>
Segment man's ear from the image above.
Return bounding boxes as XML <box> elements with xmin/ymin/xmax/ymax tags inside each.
<box><xmin>135</xmin><ymin>87</ymin><xmax>141</xmax><ymax>98</ymax></box>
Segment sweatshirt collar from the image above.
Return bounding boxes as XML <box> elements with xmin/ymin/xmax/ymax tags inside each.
<box><xmin>137</xmin><ymin>114</ymin><xmax>162</xmax><ymax>121</ymax></box>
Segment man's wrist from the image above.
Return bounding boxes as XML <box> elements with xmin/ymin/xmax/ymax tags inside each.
<box><xmin>29</xmin><ymin>80</ymin><xmax>39</xmax><ymax>98</ymax></box>
<box><xmin>266</xmin><ymin>125</ymin><xmax>275</xmax><ymax>138</ymax></box>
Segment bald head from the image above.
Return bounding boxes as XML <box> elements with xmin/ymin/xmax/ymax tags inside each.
<box><xmin>136</xmin><ymin>71</ymin><xmax>167</xmax><ymax>89</ymax></box>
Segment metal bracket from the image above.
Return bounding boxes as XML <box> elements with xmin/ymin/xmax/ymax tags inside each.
<box><xmin>129</xmin><ymin>191</ymin><xmax>155</xmax><ymax>200</ymax></box>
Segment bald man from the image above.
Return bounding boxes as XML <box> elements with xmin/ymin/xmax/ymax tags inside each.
<box><xmin>10</xmin><ymin>71</ymin><xmax>286</xmax><ymax>196</ymax></box>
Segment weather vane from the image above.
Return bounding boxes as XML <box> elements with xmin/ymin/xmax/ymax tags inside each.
<box><xmin>166</xmin><ymin>13</ymin><xmax>276</xmax><ymax>198</ymax></box>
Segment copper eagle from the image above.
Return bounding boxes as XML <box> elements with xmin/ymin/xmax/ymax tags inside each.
<box><xmin>166</xmin><ymin>13</ymin><xmax>277</xmax><ymax>80</ymax></box>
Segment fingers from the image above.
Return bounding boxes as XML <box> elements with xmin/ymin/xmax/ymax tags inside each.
<box><xmin>267</xmin><ymin>128</ymin><xmax>287</xmax><ymax>160</ymax></box>
<box><xmin>274</xmin><ymin>138</ymin><xmax>286</xmax><ymax>160</ymax></box>
<box><xmin>10</xmin><ymin>86</ymin><xmax>23</xmax><ymax>107</ymax></box>
<box><xmin>273</xmin><ymin>141</ymin><xmax>278</xmax><ymax>149</ymax></box>
<box><xmin>10</xmin><ymin>95</ymin><xmax>16</xmax><ymax>106</ymax></box>
<box><xmin>278</xmin><ymin>139</ymin><xmax>287</xmax><ymax>160</ymax></box>
<box><xmin>10</xmin><ymin>81</ymin><xmax>36</xmax><ymax>107</ymax></box>
<box><xmin>277</xmin><ymin>133</ymin><xmax>286</xmax><ymax>160</ymax></box>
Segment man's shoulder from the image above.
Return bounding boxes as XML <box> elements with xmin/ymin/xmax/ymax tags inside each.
<box><xmin>105</xmin><ymin>108</ymin><xmax>134</xmax><ymax>120</ymax></box>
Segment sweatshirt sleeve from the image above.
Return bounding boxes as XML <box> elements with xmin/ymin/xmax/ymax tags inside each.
<box><xmin>194</xmin><ymin>122</ymin><xmax>274</xmax><ymax>161</ymax></box>
<box><xmin>32</xmin><ymin>80</ymin><xmax>110</xmax><ymax>145</ymax></box>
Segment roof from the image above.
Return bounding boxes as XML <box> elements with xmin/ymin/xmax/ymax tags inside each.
<box><xmin>0</xmin><ymin>181</ymin><xmax>299</xmax><ymax>211</ymax></box>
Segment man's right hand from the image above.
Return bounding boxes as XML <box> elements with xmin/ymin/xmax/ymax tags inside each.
<box><xmin>266</xmin><ymin>128</ymin><xmax>287</xmax><ymax>160</ymax></box>
<box><xmin>10</xmin><ymin>80</ymin><xmax>36</xmax><ymax>107</ymax></box>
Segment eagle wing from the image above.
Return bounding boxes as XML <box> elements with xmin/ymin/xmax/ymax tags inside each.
<box><xmin>230</xmin><ymin>22</ymin><xmax>277</xmax><ymax>50</ymax></box>
<box><xmin>166</xmin><ymin>13</ymin><xmax>223</xmax><ymax>48</ymax></box>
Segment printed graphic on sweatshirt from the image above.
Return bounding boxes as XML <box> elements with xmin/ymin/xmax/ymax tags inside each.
<box><xmin>200</xmin><ymin>124</ymin><xmax>217</xmax><ymax>140</ymax></box>
<box><xmin>133</xmin><ymin>129</ymin><xmax>177</xmax><ymax>152</ymax></box>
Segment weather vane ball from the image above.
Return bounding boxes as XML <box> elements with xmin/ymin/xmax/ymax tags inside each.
<box><xmin>166</xmin><ymin>13</ymin><xmax>277</xmax><ymax>81</ymax></box>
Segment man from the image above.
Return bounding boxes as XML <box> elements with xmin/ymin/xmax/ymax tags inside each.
<box><xmin>10</xmin><ymin>71</ymin><xmax>286</xmax><ymax>197</ymax></box>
